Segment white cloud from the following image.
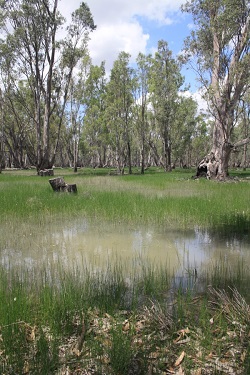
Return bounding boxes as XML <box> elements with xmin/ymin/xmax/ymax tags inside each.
<box><xmin>59</xmin><ymin>0</ymin><xmax>187</xmax><ymax>71</ymax></box>
<box><xmin>180</xmin><ymin>89</ymin><xmax>208</xmax><ymax>114</ymax></box>
<box><xmin>88</xmin><ymin>22</ymin><xmax>149</xmax><ymax>71</ymax></box>
<box><xmin>83</xmin><ymin>0</ymin><xmax>185</xmax><ymax>25</ymax></box>
<box><xmin>192</xmin><ymin>90</ymin><xmax>208</xmax><ymax>114</ymax></box>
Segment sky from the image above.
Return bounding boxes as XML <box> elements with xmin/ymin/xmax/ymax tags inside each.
<box><xmin>59</xmin><ymin>0</ymin><xmax>207</xmax><ymax>111</ymax></box>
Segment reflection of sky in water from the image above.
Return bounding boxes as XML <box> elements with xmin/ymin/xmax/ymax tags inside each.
<box><xmin>0</xmin><ymin>219</ymin><xmax>250</xmax><ymax>276</ymax></box>
<box><xmin>175</xmin><ymin>227</ymin><xmax>212</xmax><ymax>270</ymax></box>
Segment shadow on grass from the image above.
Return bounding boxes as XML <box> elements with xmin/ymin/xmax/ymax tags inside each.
<box><xmin>229</xmin><ymin>168</ymin><xmax>250</xmax><ymax>179</ymax></box>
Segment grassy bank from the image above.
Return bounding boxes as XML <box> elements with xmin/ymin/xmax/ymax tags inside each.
<box><xmin>0</xmin><ymin>167</ymin><xmax>250</xmax><ymax>373</ymax></box>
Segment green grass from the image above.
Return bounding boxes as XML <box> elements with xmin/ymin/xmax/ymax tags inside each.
<box><xmin>1</xmin><ymin>167</ymin><xmax>250</xmax><ymax>233</ymax></box>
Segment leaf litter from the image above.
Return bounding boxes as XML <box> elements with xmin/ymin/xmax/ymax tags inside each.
<box><xmin>0</xmin><ymin>288</ymin><xmax>249</xmax><ymax>374</ymax></box>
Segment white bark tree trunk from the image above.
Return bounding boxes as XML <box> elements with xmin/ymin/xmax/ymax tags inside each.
<box><xmin>192</xmin><ymin>4</ymin><xmax>250</xmax><ymax>180</ymax></box>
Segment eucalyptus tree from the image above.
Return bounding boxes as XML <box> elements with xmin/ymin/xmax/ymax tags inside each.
<box><xmin>1</xmin><ymin>0</ymin><xmax>63</xmax><ymax>170</ymax></box>
<box><xmin>1</xmin><ymin>82</ymin><xmax>37</xmax><ymax>168</ymax></box>
<box><xmin>68</xmin><ymin>78</ymin><xmax>84</xmax><ymax>172</ymax></box>
<box><xmin>0</xmin><ymin>5</ymin><xmax>38</xmax><ymax>169</ymax></box>
<box><xmin>0</xmin><ymin>0</ymin><xmax>96</xmax><ymax>171</ymax></box>
<box><xmin>191</xmin><ymin>115</ymin><xmax>211</xmax><ymax>166</ymax></box>
<box><xmin>105</xmin><ymin>51</ymin><xmax>136</xmax><ymax>174</ymax></box>
<box><xmin>0</xmin><ymin>42</ymin><xmax>38</xmax><ymax>169</ymax></box>
<box><xmin>171</xmin><ymin>95</ymin><xmax>199</xmax><ymax>167</ymax></box>
<box><xmin>234</xmin><ymin>94</ymin><xmax>250</xmax><ymax>169</ymax></box>
<box><xmin>134</xmin><ymin>53</ymin><xmax>152</xmax><ymax>174</ymax></box>
<box><xmin>182</xmin><ymin>0</ymin><xmax>250</xmax><ymax>179</ymax></box>
<box><xmin>51</xmin><ymin>3</ymin><xmax>96</xmax><ymax>168</ymax></box>
<box><xmin>63</xmin><ymin>55</ymin><xmax>92</xmax><ymax>172</ymax></box>
<box><xmin>148</xmin><ymin>40</ymin><xmax>184</xmax><ymax>171</ymax></box>
<box><xmin>82</xmin><ymin>61</ymin><xmax>108</xmax><ymax>167</ymax></box>
<box><xmin>0</xmin><ymin>89</ymin><xmax>4</xmax><ymax>172</ymax></box>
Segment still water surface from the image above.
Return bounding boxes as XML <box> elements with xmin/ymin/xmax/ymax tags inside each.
<box><xmin>0</xmin><ymin>218</ymin><xmax>249</xmax><ymax>277</ymax></box>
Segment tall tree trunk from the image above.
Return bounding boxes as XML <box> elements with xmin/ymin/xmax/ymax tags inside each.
<box><xmin>163</xmin><ymin>133</ymin><xmax>172</xmax><ymax>172</ymax></box>
<box><xmin>35</xmin><ymin>90</ymin><xmax>42</xmax><ymax>172</ymax></box>
<box><xmin>140</xmin><ymin>145</ymin><xmax>145</xmax><ymax>175</ymax></box>
<box><xmin>127</xmin><ymin>140</ymin><xmax>132</xmax><ymax>175</ymax></box>
<box><xmin>116</xmin><ymin>146</ymin><xmax>122</xmax><ymax>174</ymax></box>
<box><xmin>210</xmin><ymin>116</ymin><xmax>231</xmax><ymax>179</ymax></box>
<box><xmin>196</xmin><ymin>19</ymin><xmax>234</xmax><ymax>180</ymax></box>
<box><xmin>73</xmin><ymin>134</ymin><xmax>78</xmax><ymax>173</ymax></box>
<box><xmin>41</xmin><ymin>103</ymin><xmax>51</xmax><ymax>170</ymax></box>
<box><xmin>148</xmin><ymin>139</ymin><xmax>160</xmax><ymax>167</ymax></box>
<box><xmin>40</xmin><ymin>0</ymin><xmax>58</xmax><ymax>171</ymax></box>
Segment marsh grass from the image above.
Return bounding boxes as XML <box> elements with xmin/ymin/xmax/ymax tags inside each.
<box><xmin>0</xmin><ymin>259</ymin><xmax>171</xmax><ymax>373</ymax></box>
<box><xmin>108</xmin><ymin>327</ymin><xmax>134</xmax><ymax>374</ymax></box>
<box><xmin>1</xmin><ymin>167</ymin><xmax>250</xmax><ymax>373</ymax></box>
<box><xmin>0</xmin><ymin>257</ymin><xmax>250</xmax><ymax>373</ymax></box>
<box><xmin>1</xmin><ymin>168</ymin><xmax>250</xmax><ymax>233</ymax></box>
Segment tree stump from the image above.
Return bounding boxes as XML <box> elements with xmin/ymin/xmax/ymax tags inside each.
<box><xmin>49</xmin><ymin>177</ymin><xmax>77</xmax><ymax>193</ymax></box>
<box><xmin>49</xmin><ymin>177</ymin><xmax>66</xmax><ymax>191</ymax></box>
<box><xmin>66</xmin><ymin>184</ymin><xmax>77</xmax><ymax>193</ymax></box>
<box><xmin>39</xmin><ymin>169</ymin><xmax>54</xmax><ymax>176</ymax></box>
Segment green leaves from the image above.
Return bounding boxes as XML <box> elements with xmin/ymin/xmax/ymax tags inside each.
<box><xmin>70</xmin><ymin>2</ymin><xmax>96</xmax><ymax>34</ymax></box>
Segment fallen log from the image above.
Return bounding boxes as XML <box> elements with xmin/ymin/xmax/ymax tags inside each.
<box><xmin>49</xmin><ymin>177</ymin><xmax>77</xmax><ymax>193</ymax></box>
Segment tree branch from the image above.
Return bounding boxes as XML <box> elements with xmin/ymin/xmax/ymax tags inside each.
<box><xmin>233</xmin><ymin>137</ymin><xmax>250</xmax><ymax>149</ymax></box>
